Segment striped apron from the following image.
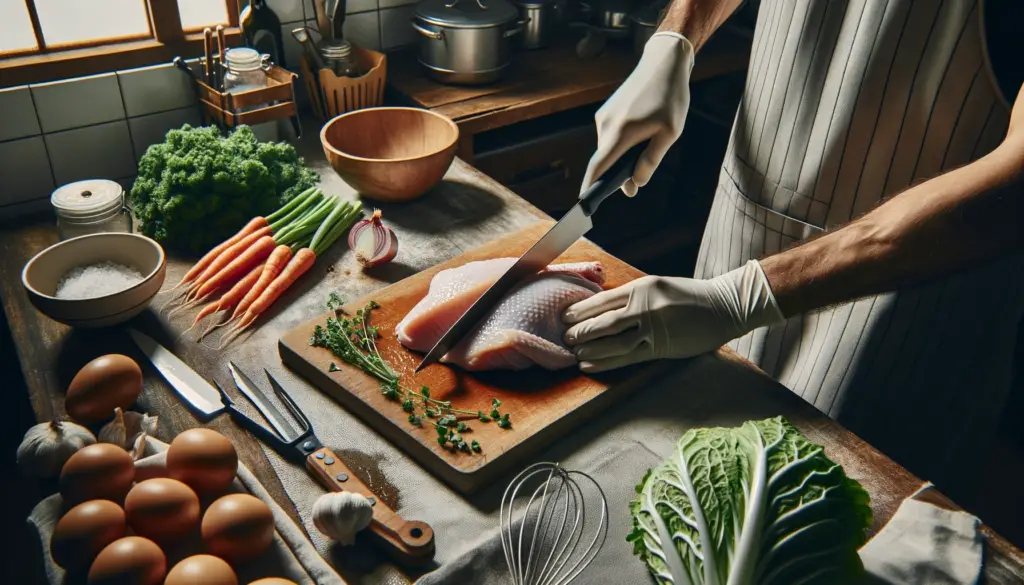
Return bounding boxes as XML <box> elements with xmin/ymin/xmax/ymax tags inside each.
<box><xmin>694</xmin><ymin>0</ymin><xmax>1024</xmax><ymax>491</ymax></box>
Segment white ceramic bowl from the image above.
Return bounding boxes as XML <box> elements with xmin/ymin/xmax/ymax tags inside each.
<box><xmin>22</xmin><ymin>233</ymin><xmax>166</xmax><ymax>328</ymax></box>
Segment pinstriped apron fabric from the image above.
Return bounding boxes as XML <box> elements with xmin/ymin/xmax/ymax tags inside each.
<box><xmin>694</xmin><ymin>0</ymin><xmax>1024</xmax><ymax>490</ymax></box>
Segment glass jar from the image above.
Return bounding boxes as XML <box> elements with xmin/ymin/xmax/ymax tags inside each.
<box><xmin>223</xmin><ymin>47</ymin><xmax>270</xmax><ymax>94</ymax></box>
<box><xmin>320</xmin><ymin>40</ymin><xmax>361</xmax><ymax>77</ymax></box>
<box><xmin>51</xmin><ymin>179</ymin><xmax>133</xmax><ymax>240</ymax></box>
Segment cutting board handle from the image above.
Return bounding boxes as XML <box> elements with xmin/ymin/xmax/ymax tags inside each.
<box><xmin>306</xmin><ymin>447</ymin><xmax>435</xmax><ymax>564</ymax></box>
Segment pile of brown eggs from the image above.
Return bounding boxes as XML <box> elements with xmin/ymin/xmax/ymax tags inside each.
<box><xmin>51</xmin><ymin>427</ymin><xmax>295</xmax><ymax>585</ymax></box>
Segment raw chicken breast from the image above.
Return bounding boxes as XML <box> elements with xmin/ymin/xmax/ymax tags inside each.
<box><xmin>395</xmin><ymin>258</ymin><xmax>605</xmax><ymax>370</ymax></box>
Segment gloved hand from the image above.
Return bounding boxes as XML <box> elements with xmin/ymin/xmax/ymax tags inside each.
<box><xmin>581</xmin><ymin>32</ymin><xmax>695</xmax><ymax>197</ymax></box>
<box><xmin>562</xmin><ymin>261</ymin><xmax>784</xmax><ymax>372</ymax></box>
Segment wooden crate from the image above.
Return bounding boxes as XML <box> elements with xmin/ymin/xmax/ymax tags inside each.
<box><xmin>196</xmin><ymin>64</ymin><xmax>300</xmax><ymax>130</ymax></box>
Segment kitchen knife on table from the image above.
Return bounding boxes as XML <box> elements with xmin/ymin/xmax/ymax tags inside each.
<box><xmin>414</xmin><ymin>141</ymin><xmax>648</xmax><ymax>372</ymax></box>
<box><xmin>128</xmin><ymin>328</ymin><xmax>225</xmax><ymax>418</ymax></box>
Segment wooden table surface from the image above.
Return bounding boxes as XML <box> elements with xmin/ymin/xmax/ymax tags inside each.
<box><xmin>387</xmin><ymin>30</ymin><xmax>752</xmax><ymax>161</ymax></box>
<box><xmin>2</xmin><ymin>130</ymin><xmax>1023</xmax><ymax>583</ymax></box>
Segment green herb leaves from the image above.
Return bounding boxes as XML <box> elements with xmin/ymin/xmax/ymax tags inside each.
<box><xmin>311</xmin><ymin>298</ymin><xmax>514</xmax><ymax>455</ymax></box>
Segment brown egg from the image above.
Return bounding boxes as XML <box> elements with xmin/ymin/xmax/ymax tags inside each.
<box><xmin>51</xmin><ymin>500</ymin><xmax>127</xmax><ymax>572</ymax></box>
<box><xmin>87</xmin><ymin>536</ymin><xmax>165</xmax><ymax>585</ymax></box>
<box><xmin>248</xmin><ymin>580</ymin><xmax>298</xmax><ymax>585</ymax></box>
<box><xmin>124</xmin><ymin>478</ymin><xmax>200</xmax><ymax>544</ymax></box>
<box><xmin>66</xmin><ymin>354</ymin><xmax>143</xmax><ymax>425</ymax></box>
<box><xmin>165</xmin><ymin>555</ymin><xmax>237</xmax><ymax>585</ymax></box>
<box><xmin>60</xmin><ymin>443</ymin><xmax>135</xmax><ymax>506</ymax></box>
<box><xmin>201</xmin><ymin>494</ymin><xmax>274</xmax><ymax>564</ymax></box>
<box><xmin>166</xmin><ymin>428</ymin><xmax>238</xmax><ymax>495</ymax></box>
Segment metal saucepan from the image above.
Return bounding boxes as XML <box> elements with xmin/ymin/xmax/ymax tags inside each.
<box><xmin>630</xmin><ymin>0</ymin><xmax>667</xmax><ymax>55</ymax></box>
<box><xmin>512</xmin><ymin>0</ymin><xmax>561</xmax><ymax>49</ymax></box>
<box><xmin>412</xmin><ymin>0</ymin><xmax>527</xmax><ymax>85</ymax></box>
<box><xmin>576</xmin><ymin>0</ymin><xmax>635</xmax><ymax>38</ymax></box>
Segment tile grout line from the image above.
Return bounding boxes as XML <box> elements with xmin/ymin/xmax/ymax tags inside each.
<box><xmin>0</xmin><ymin>103</ymin><xmax>205</xmax><ymax>147</ymax></box>
<box><xmin>114</xmin><ymin>73</ymin><xmax>141</xmax><ymax>171</ymax></box>
<box><xmin>26</xmin><ymin>87</ymin><xmax>59</xmax><ymax>193</ymax></box>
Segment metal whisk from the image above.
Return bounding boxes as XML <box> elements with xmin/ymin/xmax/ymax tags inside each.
<box><xmin>500</xmin><ymin>462</ymin><xmax>608</xmax><ymax>585</ymax></box>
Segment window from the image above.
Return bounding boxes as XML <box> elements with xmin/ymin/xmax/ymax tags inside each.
<box><xmin>0</xmin><ymin>0</ymin><xmax>240</xmax><ymax>86</ymax></box>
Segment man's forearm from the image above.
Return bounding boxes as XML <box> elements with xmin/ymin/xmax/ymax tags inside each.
<box><xmin>760</xmin><ymin>141</ymin><xmax>1024</xmax><ymax>317</ymax></box>
<box><xmin>658</xmin><ymin>0</ymin><xmax>744</xmax><ymax>50</ymax></box>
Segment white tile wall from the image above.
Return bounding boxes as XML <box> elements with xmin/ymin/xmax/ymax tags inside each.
<box><xmin>379</xmin><ymin>0</ymin><xmax>416</xmax><ymax>10</ymax></box>
<box><xmin>343</xmin><ymin>11</ymin><xmax>382</xmax><ymax>50</ymax></box>
<box><xmin>0</xmin><ymin>137</ymin><xmax>54</xmax><ymax>206</ymax></box>
<box><xmin>347</xmin><ymin>0</ymin><xmax>379</xmax><ymax>15</ymax></box>
<box><xmin>0</xmin><ymin>86</ymin><xmax>41</xmax><ymax>142</ymax></box>
<box><xmin>128</xmin><ymin>108</ymin><xmax>203</xmax><ymax>161</ymax></box>
<box><xmin>269</xmin><ymin>0</ymin><xmax>306</xmax><ymax>22</ymax></box>
<box><xmin>379</xmin><ymin>5</ymin><xmax>418</xmax><ymax>50</ymax></box>
<box><xmin>46</xmin><ymin>121</ymin><xmax>137</xmax><ymax>186</ymax></box>
<box><xmin>117</xmin><ymin>63</ymin><xmax>197</xmax><ymax>117</ymax></box>
<box><xmin>32</xmin><ymin>73</ymin><xmax>125</xmax><ymax>133</ymax></box>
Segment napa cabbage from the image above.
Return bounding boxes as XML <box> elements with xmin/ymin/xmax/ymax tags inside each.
<box><xmin>628</xmin><ymin>417</ymin><xmax>872</xmax><ymax>585</ymax></box>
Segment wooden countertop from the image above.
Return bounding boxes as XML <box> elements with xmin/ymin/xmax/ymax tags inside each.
<box><xmin>387</xmin><ymin>30</ymin><xmax>752</xmax><ymax>158</ymax></box>
<box><xmin>2</xmin><ymin>132</ymin><xmax>1022</xmax><ymax>583</ymax></box>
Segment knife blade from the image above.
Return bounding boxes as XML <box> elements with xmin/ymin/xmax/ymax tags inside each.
<box><xmin>128</xmin><ymin>328</ymin><xmax>225</xmax><ymax>417</ymax></box>
<box><xmin>414</xmin><ymin>141</ymin><xmax>647</xmax><ymax>372</ymax></box>
<box><xmin>228</xmin><ymin>361</ymin><xmax>297</xmax><ymax>440</ymax></box>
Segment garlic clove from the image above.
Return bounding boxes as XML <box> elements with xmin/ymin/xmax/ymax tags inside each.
<box><xmin>98</xmin><ymin>408</ymin><xmax>158</xmax><ymax>451</ymax></box>
<box><xmin>17</xmin><ymin>420</ymin><xmax>96</xmax><ymax>478</ymax></box>
<box><xmin>312</xmin><ymin>491</ymin><xmax>374</xmax><ymax>545</ymax></box>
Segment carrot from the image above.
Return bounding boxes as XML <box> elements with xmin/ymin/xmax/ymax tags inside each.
<box><xmin>218</xmin><ymin>248</ymin><xmax>315</xmax><ymax>348</ymax></box>
<box><xmin>194</xmin><ymin>235</ymin><xmax>277</xmax><ymax>299</ymax></box>
<box><xmin>162</xmin><ymin>217</ymin><xmax>268</xmax><ymax>295</ymax></box>
<box><xmin>177</xmin><ymin>225</ymin><xmax>273</xmax><ymax>303</ymax></box>
<box><xmin>178</xmin><ymin>263</ymin><xmax>264</xmax><ymax>339</ymax></box>
<box><xmin>234</xmin><ymin>245</ymin><xmax>292</xmax><ymax>319</ymax></box>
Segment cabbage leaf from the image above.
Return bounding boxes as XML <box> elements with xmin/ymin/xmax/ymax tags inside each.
<box><xmin>628</xmin><ymin>417</ymin><xmax>872</xmax><ymax>585</ymax></box>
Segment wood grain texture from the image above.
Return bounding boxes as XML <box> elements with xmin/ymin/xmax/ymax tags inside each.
<box><xmin>280</xmin><ymin>221</ymin><xmax>674</xmax><ymax>494</ymax></box>
<box><xmin>321</xmin><ymin>108</ymin><xmax>459</xmax><ymax>202</ymax></box>
<box><xmin>387</xmin><ymin>31</ymin><xmax>752</xmax><ymax>138</ymax></box>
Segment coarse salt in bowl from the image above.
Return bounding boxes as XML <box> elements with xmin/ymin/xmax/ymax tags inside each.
<box><xmin>22</xmin><ymin>233</ymin><xmax>166</xmax><ymax>328</ymax></box>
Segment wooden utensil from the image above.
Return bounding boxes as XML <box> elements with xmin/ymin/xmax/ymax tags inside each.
<box><xmin>279</xmin><ymin>221</ymin><xmax>672</xmax><ymax>494</ymax></box>
<box><xmin>217</xmin><ymin>364</ymin><xmax>435</xmax><ymax>564</ymax></box>
<box><xmin>215</xmin><ymin>25</ymin><xmax>227</xmax><ymax>90</ymax></box>
<box><xmin>312</xmin><ymin>0</ymin><xmax>332</xmax><ymax>38</ymax></box>
<box><xmin>202</xmin><ymin>27</ymin><xmax>214</xmax><ymax>86</ymax></box>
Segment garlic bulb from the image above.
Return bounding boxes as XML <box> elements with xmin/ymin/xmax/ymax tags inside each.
<box><xmin>312</xmin><ymin>492</ymin><xmax>373</xmax><ymax>545</ymax></box>
<box><xmin>98</xmin><ymin>407</ymin><xmax>158</xmax><ymax>450</ymax></box>
<box><xmin>17</xmin><ymin>420</ymin><xmax>96</xmax><ymax>478</ymax></box>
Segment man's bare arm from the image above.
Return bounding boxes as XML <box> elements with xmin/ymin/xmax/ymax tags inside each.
<box><xmin>658</xmin><ymin>0</ymin><xmax>744</xmax><ymax>50</ymax></box>
<box><xmin>761</xmin><ymin>85</ymin><xmax>1024</xmax><ymax>317</ymax></box>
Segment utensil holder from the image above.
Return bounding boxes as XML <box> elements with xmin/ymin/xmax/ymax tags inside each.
<box><xmin>193</xmin><ymin>61</ymin><xmax>301</xmax><ymax>131</ymax></box>
<box><xmin>300</xmin><ymin>44</ymin><xmax>387</xmax><ymax>121</ymax></box>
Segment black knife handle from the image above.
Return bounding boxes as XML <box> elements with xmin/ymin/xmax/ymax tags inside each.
<box><xmin>578</xmin><ymin>140</ymin><xmax>649</xmax><ymax>216</ymax></box>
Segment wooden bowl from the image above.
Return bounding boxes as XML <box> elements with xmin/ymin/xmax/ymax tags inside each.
<box><xmin>22</xmin><ymin>233</ymin><xmax>166</xmax><ymax>328</ymax></box>
<box><xmin>320</xmin><ymin>107</ymin><xmax>459</xmax><ymax>202</ymax></box>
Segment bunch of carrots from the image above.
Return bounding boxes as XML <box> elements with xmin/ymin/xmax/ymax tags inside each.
<box><xmin>163</xmin><ymin>187</ymin><xmax>362</xmax><ymax>346</ymax></box>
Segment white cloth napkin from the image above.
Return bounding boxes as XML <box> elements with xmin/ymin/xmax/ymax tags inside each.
<box><xmin>859</xmin><ymin>492</ymin><xmax>984</xmax><ymax>585</ymax></box>
<box><xmin>27</xmin><ymin>438</ymin><xmax>346</xmax><ymax>585</ymax></box>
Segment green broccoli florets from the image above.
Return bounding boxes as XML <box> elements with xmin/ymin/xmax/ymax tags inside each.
<box><xmin>129</xmin><ymin>125</ymin><xmax>319</xmax><ymax>255</ymax></box>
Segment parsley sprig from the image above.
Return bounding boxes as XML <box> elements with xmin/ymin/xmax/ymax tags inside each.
<box><xmin>311</xmin><ymin>297</ymin><xmax>512</xmax><ymax>453</ymax></box>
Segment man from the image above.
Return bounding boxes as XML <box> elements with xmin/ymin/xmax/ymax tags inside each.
<box><xmin>564</xmin><ymin>0</ymin><xmax>1024</xmax><ymax>496</ymax></box>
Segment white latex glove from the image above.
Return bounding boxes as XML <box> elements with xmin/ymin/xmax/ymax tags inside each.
<box><xmin>581</xmin><ymin>32</ymin><xmax>694</xmax><ymax>197</ymax></box>
<box><xmin>562</xmin><ymin>261</ymin><xmax>784</xmax><ymax>372</ymax></box>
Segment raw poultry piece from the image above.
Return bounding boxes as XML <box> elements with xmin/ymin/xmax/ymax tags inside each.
<box><xmin>396</xmin><ymin>259</ymin><xmax>605</xmax><ymax>370</ymax></box>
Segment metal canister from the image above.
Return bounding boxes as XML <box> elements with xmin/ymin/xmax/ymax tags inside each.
<box><xmin>51</xmin><ymin>179</ymin><xmax>133</xmax><ymax>241</ymax></box>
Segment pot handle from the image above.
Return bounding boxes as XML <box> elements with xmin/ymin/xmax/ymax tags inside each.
<box><xmin>411</xmin><ymin>19</ymin><xmax>444</xmax><ymax>40</ymax></box>
<box><xmin>504</xmin><ymin>18</ymin><xmax>530</xmax><ymax>37</ymax></box>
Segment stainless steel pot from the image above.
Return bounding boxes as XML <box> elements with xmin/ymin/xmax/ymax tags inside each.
<box><xmin>577</xmin><ymin>0</ymin><xmax>634</xmax><ymax>38</ymax></box>
<box><xmin>513</xmin><ymin>0</ymin><xmax>560</xmax><ymax>49</ymax></box>
<box><xmin>412</xmin><ymin>0</ymin><xmax>525</xmax><ymax>85</ymax></box>
<box><xmin>630</xmin><ymin>1</ymin><xmax>665</xmax><ymax>55</ymax></box>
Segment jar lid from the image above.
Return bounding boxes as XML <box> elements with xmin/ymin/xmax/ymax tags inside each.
<box><xmin>416</xmin><ymin>0</ymin><xmax>519</xmax><ymax>29</ymax></box>
<box><xmin>51</xmin><ymin>179</ymin><xmax>124</xmax><ymax>218</ymax></box>
<box><xmin>226</xmin><ymin>47</ymin><xmax>262</xmax><ymax>69</ymax></box>
<box><xmin>320</xmin><ymin>39</ymin><xmax>353</xmax><ymax>59</ymax></box>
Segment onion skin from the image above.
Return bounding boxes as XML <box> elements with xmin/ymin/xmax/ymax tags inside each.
<box><xmin>348</xmin><ymin>209</ymin><xmax>398</xmax><ymax>268</ymax></box>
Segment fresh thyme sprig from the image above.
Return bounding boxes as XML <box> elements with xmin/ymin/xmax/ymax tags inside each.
<box><xmin>311</xmin><ymin>296</ymin><xmax>512</xmax><ymax>453</ymax></box>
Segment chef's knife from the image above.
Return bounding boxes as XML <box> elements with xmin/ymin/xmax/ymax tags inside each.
<box><xmin>414</xmin><ymin>141</ymin><xmax>647</xmax><ymax>372</ymax></box>
<box><xmin>128</xmin><ymin>328</ymin><xmax>225</xmax><ymax>417</ymax></box>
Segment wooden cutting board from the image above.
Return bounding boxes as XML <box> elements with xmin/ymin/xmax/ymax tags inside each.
<box><xmin>279</xmin><ymin>221</ymin><xmax>671</xmax><ymax>494</ymax></box>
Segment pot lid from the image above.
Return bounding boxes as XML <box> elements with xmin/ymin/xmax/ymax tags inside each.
<box><xmin>51</xmin><ymin>179</ymin><xmax>124</xmax><ymax>217</ymax></box>
<box><xmin>630</xmin><ymin>0</ymin><xmax>667</xmax><ymax>27</ymax></box>
<box><xmin>416</xmin><ymin>0</ymin><xmax>520</xmax><ymax>28</ymax></box>
<box><xmin>513</xmin><ymin>0</ymin><xmax>556</xmax><ymax>7</ymax></box>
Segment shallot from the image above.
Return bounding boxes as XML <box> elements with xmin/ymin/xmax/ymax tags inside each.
<box><xmin>348</xmin><ymin>209</ymin><xmax>398</xmax><ymax>268</ymax></box>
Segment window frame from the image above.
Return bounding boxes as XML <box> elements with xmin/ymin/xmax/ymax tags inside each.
<box><xmin>0</xmin><ymin>0</ymin><xmax>241</xmax><ymax>87</ymax></box>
